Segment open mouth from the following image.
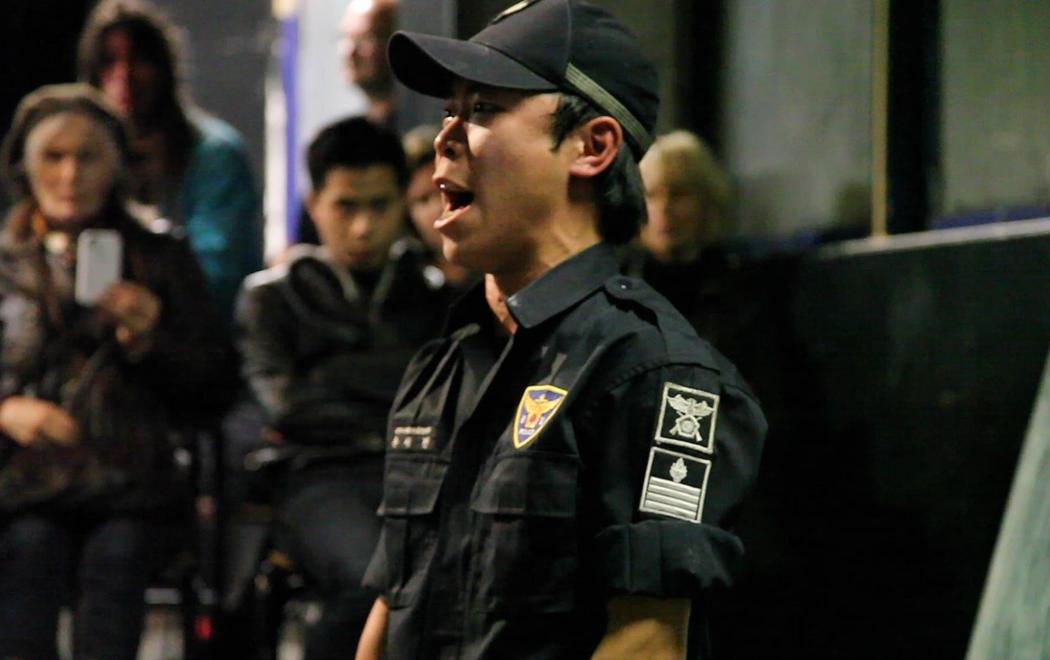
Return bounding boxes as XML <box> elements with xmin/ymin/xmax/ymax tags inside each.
<box><xmin>445</xmin><ymin>189</ymin><xmax>474</xmax><ymax>211</ymax></box>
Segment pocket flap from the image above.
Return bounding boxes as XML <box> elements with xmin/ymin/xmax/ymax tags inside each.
<box><xmin>471</xmin><ymin>452</ymin><xmax>578</xmax><ymax>517</ymax></box>
<box><xmin>378</xmin><ymin>457</ymin><xmax>447</xmax><ymax>516</ymax></box>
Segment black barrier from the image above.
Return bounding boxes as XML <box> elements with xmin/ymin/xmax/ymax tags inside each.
<box><xmin>709</xmin><ymin>222</ymin><xmax>1050</xmax><ymax>659</ymax></box>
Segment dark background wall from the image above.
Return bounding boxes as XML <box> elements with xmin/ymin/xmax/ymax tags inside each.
<box><xmin>710</xmin><ymin>225</ymin><xmax>1050</xmax><ymax>658</ymax></box>
<box><xmin>0</xmin><ymin>0</ymin><xmax>94</xmax><ymax>210</ymax></box>
<box><xmin>149</xmin><ymin>0</ymin><xmax>271</xmax><ymax>188</ymax></box>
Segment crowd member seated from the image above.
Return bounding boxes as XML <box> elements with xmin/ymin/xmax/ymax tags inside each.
<box><xmin>621</xmin><ymin>130</ymin><xmax>744</xmax><ymax>350</ymax></box>
<box><xmin>402</xmin><ymin>124</ymin><xmax>473</xmax><ymax>293</ymax></box>
<box><xmin>0</xmin><ymin>84</ymin><xmax>229</xmax><ymax>660</ymax></box>
<box><xmin>79</xmin><ymin>0</ymin><xmax>262</xmax><ymax>326</ymax></box>
<box><xmin>234</xmin><ymin>117</ymin><xmax>448</xmax><ymax>660</ymax></box>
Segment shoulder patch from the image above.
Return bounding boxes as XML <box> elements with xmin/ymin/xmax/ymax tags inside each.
<box><xmin>654</xmin><ymin>381</ymin><xmax>719</xmax><ymax>454</ymax></box>
<box><xmin>513</xmin><ymin>384</ymin><xmax>567</xmax><ymax>449</ymax></box>
<box><xmin>639</xmin><ymin>448</ymin><xmax>711</xmax><ymax>522</ymax></box>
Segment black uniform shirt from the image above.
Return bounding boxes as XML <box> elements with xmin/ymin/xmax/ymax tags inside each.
<box><xmin>363</xmin><ymin>243</ymin><xmax>767</xmax><ymax>659</ymax></box>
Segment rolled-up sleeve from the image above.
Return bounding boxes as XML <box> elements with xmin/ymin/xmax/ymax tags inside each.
<box><xmin>580</xmin><ymin>361</ymin><xmax>767</xmax><ymax>597</ymax></box>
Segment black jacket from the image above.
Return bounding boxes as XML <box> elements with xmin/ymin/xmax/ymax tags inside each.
<box><xmin>363</xmin><ymin>244</ymin><xmax>767</xmax><ymax>659</ymax></box>
<box><xmin>234</xmin><ymin>239</ymin><xmax>450</xmax><ymax>454</ymax></box>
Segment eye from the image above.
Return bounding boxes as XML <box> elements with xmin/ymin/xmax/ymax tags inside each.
<box><xmin>471</xmin><ymin>101</ymin><xmax>501</xmax><ymax>115</ymax></box>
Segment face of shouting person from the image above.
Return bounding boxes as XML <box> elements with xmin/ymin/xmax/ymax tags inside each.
<box><xmin>431</xmin><ymin>82</ymin><xmax>580</xmax><ymax>281</ymax></box>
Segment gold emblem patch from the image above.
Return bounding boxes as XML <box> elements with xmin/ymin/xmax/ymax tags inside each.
<box><xmin>513</xmin><ymin>384</ymin><xmax>567</xmax><ymax>449</ymax></box>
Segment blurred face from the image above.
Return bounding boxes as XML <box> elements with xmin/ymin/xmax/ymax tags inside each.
<box><xmin>640</xmin><ymin>158</ymin><xmax>705</xmax><ymax>263</ymax></box>
<box><xmin>24</xmin><ymin>112</ymin><xmax>121</xmax><ymax>227</ymax></box>
<box><xmin>407</xmin><ymin>161</ymin><xmax>443</xmax><ymax>252</ymax></box>
<box><xmin>338</xmin><ymin>0</ymin><xmax>394</xmax><ymax>93</ymax></box>
<box><xmin>98</xmin><ymin>28</ymin><xmax>161</xmax><ymax>120</ymax></box>
<box><xmin>307</xmin><ymin>164</ymin><xmax>405</xmax><ymax>270</ymax></box>
<box><xmin>433</xmin><ymin>82</ymin><xmax>574</xmax><ymax>276</ymax></box>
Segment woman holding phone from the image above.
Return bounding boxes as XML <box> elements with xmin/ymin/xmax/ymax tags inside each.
<box><xmin>0</xmin><ymin>83</ymin><xmax>229</xmax><ymax>659</ymax></box>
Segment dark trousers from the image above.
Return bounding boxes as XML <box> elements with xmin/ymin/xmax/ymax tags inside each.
<box><xmin>275</xmin><ymin>458</ymin><xmax>383</xmax><ymax>660</ymax></box>
<box><xmin>0</xmin><ymin>514</ymin><xmax>176</xmax><ymax>660</ymax></box>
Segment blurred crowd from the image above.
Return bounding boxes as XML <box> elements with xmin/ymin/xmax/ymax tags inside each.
<box><xmin>0</xmin><ymin>1</ymin><xmax>753</xmax><ymax>658</ymax></box>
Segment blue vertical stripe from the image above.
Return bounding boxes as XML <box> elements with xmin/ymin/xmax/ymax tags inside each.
<box><xmin>281</xmin><ymin>14</ymin><xmax>299</xmax><ymax>242</ymax></box>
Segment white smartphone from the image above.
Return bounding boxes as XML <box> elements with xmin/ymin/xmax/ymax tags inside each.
<box><xmin>75</xmin><ymin>229</ymin><xmax>123</xmax><ymax>306</ymax></box>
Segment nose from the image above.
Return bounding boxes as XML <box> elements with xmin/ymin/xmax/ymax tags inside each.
<box><xmin>350</xmin><ymin>212</ymin><xmax>374</xmax><ymax>240</ymax></box>
<box><xmin>58</xmin><ymin>156</ymin><xmax>81</xmax><ymax>185</ymax></box>
<box><xmin>109</xmin><ymin>60</ymin><xmax>131</xmax><ymax>82</ymax></box>
<box><xmin>434</xmin><ymin>115</ymin><xmax>466</xmax><ymax>161</ymax></box>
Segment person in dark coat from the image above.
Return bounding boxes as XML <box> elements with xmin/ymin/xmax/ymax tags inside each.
<box><xmin>235</xmin><ymin>117</ymin><xmax>448</xmax><ymax>660</ymax></box>
<box><xmin>0</xmin><ymin>83</ymin><xmax>229</xmax><ymax>660</ymax></box>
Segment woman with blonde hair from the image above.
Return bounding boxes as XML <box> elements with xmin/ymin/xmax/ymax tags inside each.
<box><xmin>0</xmin><ymin>83</ymin><xmax>229</xmax><ymax>660</ymax></box>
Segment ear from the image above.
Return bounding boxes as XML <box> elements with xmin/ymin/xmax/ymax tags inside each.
<box><xmin>305</xmin><ymin>189</ymin><xmax>320</xmax><ymax>221</ymax></box>
<box><xmin>568</xmin><ymin>116</ymin><xmax>623</xmax><ymax>179</ymax></box>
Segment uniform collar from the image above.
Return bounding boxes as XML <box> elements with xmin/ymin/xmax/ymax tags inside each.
<box><xmin>506</xmin><ymin>242</ymin><xmax>619</xmax><ymax>330</ymax></box>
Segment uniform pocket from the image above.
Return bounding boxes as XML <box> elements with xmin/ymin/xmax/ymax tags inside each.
<box><xmin>377</xmin><ymin>456</ymin><xmax>446</xmax><ymax>608</ymax></box>
<box><xmin>469</xmin><ymin>452</ymin><xmax>579</xmax><ymax>613</ymax></box>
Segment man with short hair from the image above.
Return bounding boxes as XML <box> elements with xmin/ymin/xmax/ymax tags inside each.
<box><xmin>356</xmin><ymin>1</ymin><xmax>767</xmax><ymax>658</ymax></box>
<box><xmin>235</xmin><ymin>117</ymin><xmax>446</xmax><ymax>660</ymax></box>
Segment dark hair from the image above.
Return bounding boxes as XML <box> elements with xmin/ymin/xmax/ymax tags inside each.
<box><xmin>78</xmin><ymin>0</ymin><xmax>195</xmax><ymax>175</ymax></box>
<box><xmin>1</xmin><ymin>83</ymin><xmax>130</xmax><ymax>202</ymax></box>
<box><xmin>307</xmin><ymin>117</ymin><xmax>408</xmax><ymax>190</ymax></box>
<box><xmin>550</xmin><ymin>93</ymin><xmax>647</xmax><ymax>245</ymax></box>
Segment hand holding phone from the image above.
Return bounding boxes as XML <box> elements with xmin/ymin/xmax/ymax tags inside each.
<box><xmin>97</xmin><ymin>282</ymin><xmax>162</xmax><ymax>360</ymax></box>
<box><xmin>75</xmin><ymin>229</ymin><xmax>123</xmax><ymax>306</ymax></box>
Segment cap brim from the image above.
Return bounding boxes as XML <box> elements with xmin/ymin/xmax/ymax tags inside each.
<box><xmin>389</xmin><ymin>31</ymin><xmax>557</xmax><ymax>99</ymax></box>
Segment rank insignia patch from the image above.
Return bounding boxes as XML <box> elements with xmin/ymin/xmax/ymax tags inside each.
<box><xmin>639</xmin><ymin>448</ymin><xmax>711</xmax><ymax>523</ymax></box>
<box><xmin>513</xmin><ymin>384</ymin><xmax>567</xmax><ymax>449</ymax></box>
<box><xmin>654</xmin><ymin>382</ymin><xmax>719</xmax><ymax>454</ymax></box>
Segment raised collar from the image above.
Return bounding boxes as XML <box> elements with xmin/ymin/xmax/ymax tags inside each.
<box><xmin>507</xmin><ymin>243</ymin><xmax>619</xmax><ymax>330</ymax></box>
<box><xmin>445</xmin><ymin>243</ymin><xmax>620</xmax><ymax>334</ymax></box>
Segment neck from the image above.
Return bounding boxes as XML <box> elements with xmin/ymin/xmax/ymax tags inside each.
<box><xmin>485</xmin><ymin>204</ymin><xmax>602</xmax><ymax>333</ymax></box>
<box><xmin>366</xmin><ymin>94</ymin><xmax>394</xmax><ymax>123</ymax></box>
<box><xmin>484</xmin><ymin>275</ymin><xmax>518</xmax><ymax>336</ymax></box>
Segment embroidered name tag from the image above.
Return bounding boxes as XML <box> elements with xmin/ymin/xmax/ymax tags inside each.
<box><xmin>654</xmin><ymin>382</ymin><xmax>719</xmax><ymax>454</ymax></box>
<box><xmin>513</xmin><ymin>385</ymin><xmax>567</xmax><ymax>449</ymax></box>
<box><xmin>639</xmin><ymin>448</ymin><xmax>712</xmax><ymax>523</ymax></box>
<box><xmin>390</xmin><ymin>425</ymin><xmax>435</xmax><ymax>451</ymax></box>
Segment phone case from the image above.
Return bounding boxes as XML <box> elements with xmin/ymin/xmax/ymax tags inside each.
<box><xmin>75</xmin><ymin>229</ymin><xmax>124</xmax><ymax>305</ymax></box>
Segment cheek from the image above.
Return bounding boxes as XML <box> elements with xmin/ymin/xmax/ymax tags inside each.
<box><xmin>378</xmin><ymin>206</ymin><xmax>405</xmax><ymax>240</ymax></box>
<box><xmin>669</xmin><ymin>198</ymin><xmax>701</xmax><ymax>229</ymax></box>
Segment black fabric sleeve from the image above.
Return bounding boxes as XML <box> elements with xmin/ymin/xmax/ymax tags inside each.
<box><xmin>579</xmin><ymin>362</ymin><xmax>767</xmax><ymax>597</ymax></box>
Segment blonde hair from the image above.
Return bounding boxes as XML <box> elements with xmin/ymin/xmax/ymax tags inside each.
<box><xmin>641</xmin><ymin>130</ymin><xmax>732</xmax><ymax>237</ymax></box>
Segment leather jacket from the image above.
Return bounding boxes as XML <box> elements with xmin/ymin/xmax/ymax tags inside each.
<box><xmin>234</xmin><ymin>238</ymin><xmax>449</xmax><ymax>455</ymax></box>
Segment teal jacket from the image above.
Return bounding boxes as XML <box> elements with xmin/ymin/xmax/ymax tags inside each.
<box><xmin>168</xmin><ymin>114</ymin><xmax>263</xmax><ymax>329</ymax></box>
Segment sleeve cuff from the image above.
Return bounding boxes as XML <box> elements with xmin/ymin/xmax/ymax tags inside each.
<box><xmin>593</xmin><ymin>520</ymin><xmax>744</xmax><ymax>597</ymax></box>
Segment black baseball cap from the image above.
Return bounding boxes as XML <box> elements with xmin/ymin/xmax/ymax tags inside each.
<box><xmin>387</xmin><ymin>0</ymin><xmax>659</xmax><ymax>160</ymax></box>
